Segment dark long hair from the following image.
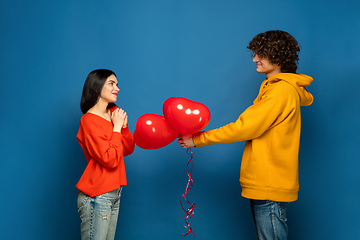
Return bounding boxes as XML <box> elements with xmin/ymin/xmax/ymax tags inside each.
<box><xmin>80</xmin><ymin>69</ymin><xmax>116</xmax><ymax>114</ymax></box>
<box><xmin>247</xmin><ymin>30</ymin><xmax>300</xmax><ymax>73</ymax></box>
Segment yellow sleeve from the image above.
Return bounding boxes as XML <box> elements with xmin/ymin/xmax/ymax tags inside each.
<box><xmin>193</xmin><ymin>91</ymin><xmax>285</xmax><ymax>147</ymax></box>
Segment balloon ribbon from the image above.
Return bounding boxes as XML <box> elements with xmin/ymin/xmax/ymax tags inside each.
<box><xmin>180</xmin><ymin>148</ymin><xmax>196</xmax><ymax>237</ymax></box>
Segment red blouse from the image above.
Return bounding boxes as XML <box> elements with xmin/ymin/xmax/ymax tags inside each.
<box><xmin>76</xmin><ymin>107</ymin><xmax>135</xmax><ymax>197</ymax></box>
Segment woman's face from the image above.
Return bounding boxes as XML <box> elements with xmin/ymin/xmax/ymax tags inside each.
<box><xmin>99</xmin><ymin>74</ymin><xmax>119</xmax><ymax>103</ymax></box>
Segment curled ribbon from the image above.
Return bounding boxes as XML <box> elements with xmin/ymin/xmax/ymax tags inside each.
<box><xmin>180</xmin><ymin>148</ymin><xmax>196</xmax><ymax>237</ymax></box>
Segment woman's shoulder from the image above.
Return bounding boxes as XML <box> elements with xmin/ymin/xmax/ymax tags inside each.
<box><xmin>80</xmin><ymin>112</ymin><xmax>97</xmax><ymax>122</ymax></box>
<box><xmin>80</xmin><ymin>113</ymin><xmax>109</xmax><ymax>129</ymax></box>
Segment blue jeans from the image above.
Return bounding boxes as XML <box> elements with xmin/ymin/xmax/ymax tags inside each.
<box><xmin>250</xmin><ymin>200</ymin><xmax>289</xmax><ymax>240</ymax></box>
<box><xmin>77</xmin><ymin>187</ymin><xmax>123</xmax><ymax>240</ymax></box>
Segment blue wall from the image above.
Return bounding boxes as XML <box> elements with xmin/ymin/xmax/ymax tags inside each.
<box><xmin>1</xmin><ymin>0</ymin><xmax>359</xmax><ymax>239</ymax></box>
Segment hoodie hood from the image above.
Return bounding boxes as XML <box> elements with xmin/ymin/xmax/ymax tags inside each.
<box><xmin>268</xmin><ymin>73</ymin><xmax>314</xmax><ymax>106</ymax></box>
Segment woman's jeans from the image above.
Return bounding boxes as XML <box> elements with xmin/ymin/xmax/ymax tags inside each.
<box><xmin>250</xmin><ymin>200</ymin><xmax>289</xmax><ymax>240</ymax></box>
<box><xmin>77</xmin><ymin>187</ymin><xmax>123</xmax><ymax>240</ymax></box>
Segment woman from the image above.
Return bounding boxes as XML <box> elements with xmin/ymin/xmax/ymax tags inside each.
<box><xmin>76</xmin><ymin>69</ymin><xmax>135</xmax><ymax>240</ymax></box>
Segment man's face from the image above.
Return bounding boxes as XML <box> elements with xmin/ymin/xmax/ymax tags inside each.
<box><xmin>253</xmin><ymin>54</ymin><xmax>281</xmax><ymax>78</ymax></box>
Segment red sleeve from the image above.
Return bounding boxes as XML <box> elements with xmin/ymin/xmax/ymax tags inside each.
<box><xmin>79</xmin><ymin>115</ymin><xmax>124</xmax><ymax>169</ymax></box>
<box><xmin>121</xmin><ymin>127</ymin><xmax>135</xmax><ymax>156</ymax></box>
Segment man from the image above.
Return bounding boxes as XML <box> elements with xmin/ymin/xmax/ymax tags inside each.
<box><xmin>178</xmin><ymin>30</ymin><xmax>313</xmax><ymax>240</ymax></box>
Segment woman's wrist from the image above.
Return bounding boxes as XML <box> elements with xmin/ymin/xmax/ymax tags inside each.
<box><xmin>113</xmin><ymin>124</ymin><xmax>122</xmax><ymax>133</ymax></box>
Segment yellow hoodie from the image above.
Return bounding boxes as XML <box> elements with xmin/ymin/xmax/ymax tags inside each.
<box><xmin>193</xmin><ymin>73</ymin><xmax>314</xmax><ymax>202</ymax></box>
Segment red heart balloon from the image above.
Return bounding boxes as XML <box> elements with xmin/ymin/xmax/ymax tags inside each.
<box><xmin>163</xmin><ymin>97</ymin><xmax>211</xmax><ymax>135</ymax></box>
<box><xmin>162</xmin><ymin>97</ymin><xmax>176</xmax><ymax>116</ymax></box>
<box><xmin>134</xmin><ymin>113</ymin><xmax>178</xmax><ymax>149</ymax></box>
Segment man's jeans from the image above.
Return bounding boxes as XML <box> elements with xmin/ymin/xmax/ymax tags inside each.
<box><xmin>77</xmin><ymin>187</ymin><xmax>123</xmax><ymax>240</ymax></box>
<box><xmin>250</xmin><ymin>200</ymin><xmax>289</xmax><ymax>240</ymax></box>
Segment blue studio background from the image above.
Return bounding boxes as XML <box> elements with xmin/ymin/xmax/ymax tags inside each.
<box><xmin>1</xmin><ymin>0</ymin><xmax>359</xmax><ymax>239</ymax></box>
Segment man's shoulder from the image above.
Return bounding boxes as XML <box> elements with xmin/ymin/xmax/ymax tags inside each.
<box><xmin>269</xmin><ymin>80</ymin><xmax>297</xmax><ymax>93</ymax></box>
<box><xmin>266</xmin><ymin>81</ymin><xmax>299</xmax><ymax>104</ymax></box>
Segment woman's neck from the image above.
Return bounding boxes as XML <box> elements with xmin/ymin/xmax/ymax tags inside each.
<box><xmin>87</xmin><ymin>101</ymin><xmax>111</xmax><ymax>121</ymax></box>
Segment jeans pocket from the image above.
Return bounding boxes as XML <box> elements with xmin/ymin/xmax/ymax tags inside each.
<box><xmin>277</xmin><ymin>202</ymin><xmax>288</xmax><ymax>221</ymax></box>
<box><xmin>77</xmin><ymin>192</ymin><xmax>90</xmax><ymax>209</ymax></box>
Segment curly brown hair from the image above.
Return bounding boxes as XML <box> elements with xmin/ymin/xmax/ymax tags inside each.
<box><xmin>247</xmin><ymin>30</ymin><xmax>300</xmax><ymax>73</ymax></box>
